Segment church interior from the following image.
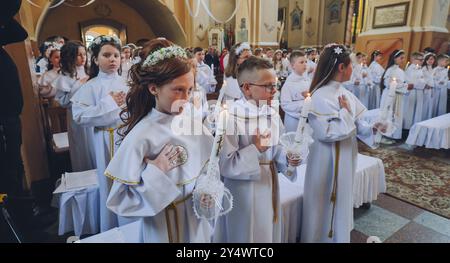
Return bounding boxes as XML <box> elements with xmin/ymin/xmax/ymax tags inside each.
<box><xmin>1</xmin><ymin>0</ymin><xmax>449</xmax><ymax>244</ymax></box>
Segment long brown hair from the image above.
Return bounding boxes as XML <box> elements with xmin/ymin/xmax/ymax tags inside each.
<box><xmin>380</xmin><ymin>49</ymin><xmax>405</xmax><ymax>92</ymax></box>
<box><xmin>88</xmin><ymin>36</ymin><xmax>122</xmax><ymax>79</ymax></box>
<box><xmin>120</xmin><ymin>38</ymin><xmax>192</xmax><ymax>139</ymax></box>
<box><xmin>309</xmin><ymin>44</ymin><xmax>351</xmax><ymax>93</ymax></box>
<box><xmin>60</xmin><ymin>40</ymin><xmax>88</xmax><ymax>78</ymax></box>
<box><xmin>225</xmin><ymin>42</ymin><xmax>249</xmax><ymax>78</ymax></box>
<box><xmin>422</xmin><ymin>52</ymin><xmax>437</xmax><ymax>68</ymax></box>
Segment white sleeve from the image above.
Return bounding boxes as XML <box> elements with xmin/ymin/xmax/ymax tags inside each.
<box><xmin>280</xmin><ymin>83</ymin><xmax>303</xmax><ymax>119</ymax></box>
<box><xmin>106</xmin><ymin>164</ymin><xmax>181</xmax><ymax>217</ymax></box>
<box><xmin>219</xmin><ymin>134</ymin><xmax>262</xmax><ymax>181</ymax></box>
<box><xmin>71</xmin><ymin>85</ymin><xmax>121</xmax><ymax>127</ymax></box>
<box><xmin>308</xmin><ymin>109</ymin><xmax>356</xmax><ymax>143</ymax></box>
<box><xmin>54</xmin><ymin>76</ymin><xmax>84</xmax><ymax>107</ymax></box>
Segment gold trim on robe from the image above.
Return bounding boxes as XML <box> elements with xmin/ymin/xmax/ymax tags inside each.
<box><xmin>104</xmin><ymin>171</ymin><xmax>140</xmax><ymax>185</ymax></box>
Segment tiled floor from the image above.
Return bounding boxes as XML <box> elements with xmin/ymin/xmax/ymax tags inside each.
<box><xmin>352</xmin><ymin>140</ymin><xmax>450</xmax><ymax>243</ymax></box>
<box><xmin>351</xmin><ymin>194</ymin><xmax>450</xmax><ymax>243</ymax></box>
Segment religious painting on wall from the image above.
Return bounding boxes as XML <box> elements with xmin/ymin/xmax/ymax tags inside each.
<box><xmin>236</xmin><ymin>18</ymin><xmax>248</xmax><ymax>43</ymax></box>
<box><xmin>373</xmin><ymin>2</ymin><xmax>410</xmax><ymax>29</ymax></box>
<box><xmin>290</xmin><ymin>2</ymin><xmax>303</xmax><ymax>30</ymax></box>
<box><xmin>208</xmin><ymin>27</ymin><xmax>224</xmax><ymax>51</ymax></box>
<box><xmin>327</xmin><ymin>0</ymin><xmax>344</xmax><ymax>24</ymax></box>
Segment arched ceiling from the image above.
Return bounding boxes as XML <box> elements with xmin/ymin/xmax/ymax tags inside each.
<box><xmin>120</xmin><ymin>0</ymin><xmax>187</xmax><ymax>46</ymax></box>
<box><xmin>36</xmin><ymin>0</ymin><xmax>187</xmax><ymax>46</ymax></box>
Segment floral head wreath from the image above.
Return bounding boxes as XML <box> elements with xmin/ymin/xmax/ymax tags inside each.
<box><xmin>47</xmin><ymin>42</ymin><xmax>63</xmax><ymax>53</ymax></box>
<box><xmin>142</xmin><ymin>45</ymin><xmax>188</xmax><ymax>67</ymax></box>
<box><xmin>394</xmin><ymin>49</ymin><xmax>405</xmax><ymax>58</ymax></box>
<box><xmin>235</xmin><ymin>42</ymin><xmax>251</xmax><ymax>56</ymax></box>
<box><xmin>423</xmin><ymin>52</ymin><xmax>436</xmax><ymax>59</ymax></box>
<box><xmin>89</xmin><ymin>35</ymin><xmax>122</xmax><ymax>51</ymax></box>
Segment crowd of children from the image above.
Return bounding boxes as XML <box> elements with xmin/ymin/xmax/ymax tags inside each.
<box><xmin>33</xmin><ymin>34</ymin><xmax>449</xmax><ymax>243</ymax></box>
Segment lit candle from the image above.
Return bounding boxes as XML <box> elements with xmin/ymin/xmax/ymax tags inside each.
<box><xmin>208</xmin><ymin>105</ymin><xmax>229</xmax><ymax>165</ymax></box>
<box><xmin>300</xmin><ymin>94</ymin><xmax>312</xmax><ymax>118</ymax></box>
<box><xmin>212</xmin><ymin>81</ymin><xmax>227</xmax><ymax>126</ymax></box>
<box><xmin>295</xmin><ymin>94</ymin><xmax>311</xmax><ymax>141</ymax></box>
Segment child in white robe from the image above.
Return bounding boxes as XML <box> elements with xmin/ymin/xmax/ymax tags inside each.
<box><xmin>301</xmin><ymin>44</ymin><xmax>382</xmax><ymax>243</ymax></box>
<box><xmin>193</xmin><ymin>47</ymin><xmax>217</xmax><ymax>94</ymax></box>
<box><xmin>348</xmin><ymin>52</ymin><xmax>372</xmax><ymax>108</ymax></box>
<box><xmin>404</xmin><ymin>52</ymin><xmax>426</xmax><ymax>128</ymax></box>
<box><xmin>280</xmin><ymin>50</ymin><xmax>311</xmax><ymax>132</ymax></box>
<box><xmin>35</xmin><ymin>42</ymin><xmax>50</xmax><ymax>75</ymax></box>
<box><xmin>106</xmin><ymin>39</ymin><xmax>214</xmax><ymax>243</ymax></box>
<box><xmin>221</xmin><ymin>42</ymin><xmax>252</xmax><ymax>102</ymax></box>
<box><xmin>304</xmin><ymin>48</ymin><xmax>317</xmax><ymax>80</ymax></box>
<box><xmin>186</xmin><ymin>52</ymin><xmax>209</xmax><ymax>121</ymax></box>
<box><xmin>368</xmin><ymin>50</ymin><xmax>384</xmax><ymax>109</ymax></box>
<box><xmin>120</xmin><ymin>45</ymin><xmax>133</xmax><ymax>81</ymax></box>
<box><xmin>53</xmin><ymin>41</ymin><xmax>95</xmax><ymax>172</ymax></box>
<box><xmin>379</xmin><ymin>50</ymin><xmax>409</xmax><ymax>140</ymax></box>
<box><xmin>71</xmin><ymin>35</ymin><xmax>130</xmax><ymax>232</ymax></box>
<box><xmin>214</xmin><ymin>57</ymin><xmax>301</xmax><ymax>243</ymax></box>
<box><xmin>36</xmin><ymin>47</ymin><xmax>60</xmax><ymax>100</ymax></box>
<box><xmin>422</xmin><ymin>53</ymin><xmax>437</xmax><ymax>119</ymax></box>
<box><xmin>273</xmin><ymin>49</ymin><xmax>289</xmax><ymax>79</ymax></box>
<box><xmin>433</xmin><ymin>54</ymin><xmax>449</xmax><ymax>116</ymax></box>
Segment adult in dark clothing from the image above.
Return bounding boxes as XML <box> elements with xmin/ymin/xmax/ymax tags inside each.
<box><xmin>0</xmin><ymin>0</ymin><xmax>28</xmax><ymax>197</ymax></box>
<box><xmin>204</xmin><ymin>47</ymin><xmax>214</xmax><ymax>67</ymax></box>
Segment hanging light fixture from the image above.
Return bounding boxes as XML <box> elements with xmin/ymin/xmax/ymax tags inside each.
<box><xmin>27</xmin><ymin>0</ymin><xmax>96</xmax><ymax>9</ymax></box>
<box><xmin>184</xmin><ymin>0</ymin><xmax>242</xmax><ymax>24</ymax></box>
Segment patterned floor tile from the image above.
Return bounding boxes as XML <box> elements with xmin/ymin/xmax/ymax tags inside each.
<box><xmin>385</xmin><ymin>222</ymin><xmax>450</xmax><ymax>243</ymax></box>
<box><xmin>354</xmin><ymin>205</ymin><xmax>409</xmax><ymax>242</ymax></box>
<box><xmin>413</xmin><ymin>211</ymin><xmax>450</xmax><ymax>237</ymax></box>
<box><xmin>372</xmin><ymin>194</ymin><xmax>424</xmax><ymax>220</ymax></box>
<box><xmin>350</xmin><ymin>230</ymin><xmax>369</xmax><ymax>243</ymax></box>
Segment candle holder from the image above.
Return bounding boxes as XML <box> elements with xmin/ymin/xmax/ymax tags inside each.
<box><xmin>193</xmin><ymin>159</ymin><xmax>233</xmax><ymax>220</ymax></box>
<box><xmin>192</xmin><ymin>106</ymin><xmax>233</xmax><ymax>220</ymax></box>
<box><xmin>280</xmin><ymin>121</ymin><xmax>314</xmax><ymax>176</ymax></box>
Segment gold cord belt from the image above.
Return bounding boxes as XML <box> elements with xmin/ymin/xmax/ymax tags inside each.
<box><xmin>95</xmin><ymin>126</ymin><xmax>119</xmax><ymax>160</ymax></box>
<box><xmin>329</xmin><ymin>141</ymin><xmax>340</xmax><ymax>238</ymax></box>
<box><xmin>165</xmin><ymin>193</ymin><xmax>192</xmax><ymax>243</ymax></box>
<box><xmin>259</xmin><ymin>160</ymin><xmax>278</xmax><ymax>223</ymax></box>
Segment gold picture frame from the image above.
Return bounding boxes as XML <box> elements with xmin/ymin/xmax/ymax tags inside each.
<box><xmin>373</xmin><ymin>2</ymin><xmax>410</xmax><ymax>29</ymax></box>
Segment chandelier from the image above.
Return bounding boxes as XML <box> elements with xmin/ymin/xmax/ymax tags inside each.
<box><xmin>27</xmin><ymin>0</ymin><xmax>96</xmax><ymax>9</ymax></box>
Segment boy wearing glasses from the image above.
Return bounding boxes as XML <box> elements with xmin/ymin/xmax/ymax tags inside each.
<box><xmin>214</xmin><ymin>57</ymin><xmax>301</xmax><ymax>243</ymax></box>
<box><xmin>404</xmin><ymin>52</ymin><xmax>427</xmax><ymax>128</ymax></box>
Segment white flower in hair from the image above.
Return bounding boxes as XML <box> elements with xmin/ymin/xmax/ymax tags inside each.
<box><xmin>47</xmin><ymin>42</ymin><xmax>63</xmax><ymax>52</ymax></box>
<box><xmin>142</xmin><ymin>46</ymin><xmax>188</xmax><ymax>67</ymax></box>
<box><xmin>334</xmin><ymin>47</ymin><xmax>343</xmax><ymax>55</ymax></box>
<box><xmin>91</xmin><ymin>35</ymin><xmax>122</xmax><ymax>48</ymax></box>
<box><xmin>235</xmin><ymin>42</ymin><xmax>251</xmax><ymax>56</ymax></box>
